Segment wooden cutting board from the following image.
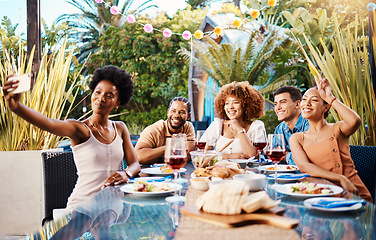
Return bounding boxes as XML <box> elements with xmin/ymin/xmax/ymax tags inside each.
<box><xmin>180</xmin><ymin>205</ymin><xmax>299</xmax><ymax>229</ymax></box>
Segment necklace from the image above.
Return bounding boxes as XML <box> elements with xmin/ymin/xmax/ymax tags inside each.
<box><xmin>88</xmin><ymin>119</ymin><xmax>115</xmax><ymax>142</ymax></box>
<box><xmin>311</xmin><ymin>131</ymin><xmax>320</xmax><ymax>142</ymax></box>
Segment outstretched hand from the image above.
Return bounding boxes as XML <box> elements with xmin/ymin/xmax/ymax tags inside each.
<box><xmin>2</xmin><ymin>75</ymin><xmax>22</xmax><ymax>111</ymax></box>
<box><xmin>314</xmin><ymin>73</ymin><xmax>335</xmax><ymax>104</ymax></box>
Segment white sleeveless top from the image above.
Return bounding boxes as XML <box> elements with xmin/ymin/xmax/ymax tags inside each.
<box><xmin>201</xmin><ymin>118</ymin><xmax>266</xmax><ymax>154</ymax></box>
<box><xmin>66</xmin><ymin>122</ymin><xmax>124</xmax><ymax>211</ymax></box>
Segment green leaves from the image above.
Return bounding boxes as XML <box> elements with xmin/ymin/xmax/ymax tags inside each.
<box><xmin>300</xmin><ymin>16</ymin><xmax>375</xmax><ymax>146</ymax></box>
<box><xmin>0</xmin><ymin>39</ymin><xmax>82</xmax><ymax>150</ymax></box>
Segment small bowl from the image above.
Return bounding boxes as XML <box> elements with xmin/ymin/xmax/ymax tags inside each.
<box><xmin>190</xmin><ymin>150</ymin><xmax>222</xmax><ymax>168</ymax></box>
<box><xmin>190</xmin><ymin>177</ymin><xmax>210</xmax><ymax>191</ymax></box>
<box><xmin>228</xmin><ymin>159</ymin><xmax>249</xmax><ymax>169</ymax></box>
<box><xmin>233</xmin><ymin>174</ymin><xmax>266</xmax><ymax>191</ymax></box>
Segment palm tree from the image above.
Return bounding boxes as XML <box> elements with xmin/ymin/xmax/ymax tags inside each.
<box><xmin>181</xmin><ymin>25</ymin><xmax>291</xmax><ymax>88</ymax></box>
<box><xmin>56</xmin><ymin>0</ymin><xmax>156</xmax><ymax>63</ymax></box>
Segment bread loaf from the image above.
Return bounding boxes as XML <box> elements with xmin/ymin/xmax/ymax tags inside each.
<box><xmin>196</xmin><ymin>181</ymin><xmax>249</xmax><ymax>215</ymax></box>
<box><xmin>196</xmin><ymin>181</ymin><xmax>280</xmax><ymax>215</ymax></box>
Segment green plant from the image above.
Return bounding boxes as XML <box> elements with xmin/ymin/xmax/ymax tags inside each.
<box><xmin>181</xmin><ymin>23</ymin><xmax>291</xmax><ymax>89</ymax></box>
<box><xmin>301</xmin><ymin>14</ymin><xmax>375</xmax><ymax>146</ymax></box>
<box><xmin>258</xmin><ymin>109</ymin><xmax>279</xmax><ymax>134</ymax></box>
<box><xmin>0</xmin><ymin>40</ymin><xmax>81</xmax><ymax>150</ymax></box>
<box><xmin>88</xmin><ymin>8</ymin><xmax>206</xmax><ymax>127</ymax></box>
<box><xmin>56</xmin><ymin>0</ymin><xmax>156</xmax><ymax>63</ymax></box>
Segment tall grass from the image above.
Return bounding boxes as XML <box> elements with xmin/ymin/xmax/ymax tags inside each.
<box><xmin>301</xmin><ymin>13</ymin><xmax>375</xmax><ymax>146</ymax></box>
<box><xmin>0</xmin><ymin>40</ymin><xmax>80</xmax><ymax>150</ymax></box>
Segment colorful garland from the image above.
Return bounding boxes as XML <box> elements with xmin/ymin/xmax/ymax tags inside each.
<box><xmin>94</xmin><ymin>0</ymin><xmax>277</xmax><ymax>40</ymax></box>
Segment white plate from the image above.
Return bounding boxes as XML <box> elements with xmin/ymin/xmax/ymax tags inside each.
<box><xmin>266</xmin><ymin>173</ymin><xmax>308</xmax><ymax>183</ymax></box>
<box><xmin>258</xmin><ymin>165</ymin><xmax>299</xmax><ymax>173</ymax></box>
<box><xmin>304</xmin><ymin>197</ymin><xmax>363</xmax><ymax>212</ymax></box>
<box><xmin>141</xmin><ymin>167</ymin><xmax>187</xmax><ymax>176</ymax></box>
<box><xmin>120</xmin><ymin>182</ymin><xmax>182</xmax><ymax>197</ymax></box>
<box><xmin>275</xmin><ymin>183</ymin><xmax>343</xmax><ymax>198</ymax></box>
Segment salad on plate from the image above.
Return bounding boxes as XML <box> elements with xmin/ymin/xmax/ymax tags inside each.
<box><xmin>290</xmin><ymin>182</ymin><xmax>333</xmax><ymax>195</ymax></box>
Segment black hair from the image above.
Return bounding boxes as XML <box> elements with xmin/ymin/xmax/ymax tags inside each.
<box><xmin>273</xmin><ymin>86</ymin><xmax>303</xmax><ymax>102</ymax></box>
<box><xmin>169</xmin><ymin>97</ymin><xmax>191</xmax><ymax>114</ymax></box>
<box><xmin>88</xmin><ymin>65</ymin><xmax>133</xmax><ymax>106</ymax></box>
<box><xmin>308</xmin><ymin>86</ymin><xmax>330</xmax><ymax>118</ymax></box>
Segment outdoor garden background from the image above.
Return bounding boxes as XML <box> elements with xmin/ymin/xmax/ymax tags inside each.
<box><xmin>0</xmin><ymin>0</ymin><xmax>375</xmax><ymax>151</ymax></box>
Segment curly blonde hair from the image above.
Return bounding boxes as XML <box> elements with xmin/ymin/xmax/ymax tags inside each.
<box><xmin>214</xmin><ymin>81</ymin><xmax>264</xmax><ymax>122</ymax></box>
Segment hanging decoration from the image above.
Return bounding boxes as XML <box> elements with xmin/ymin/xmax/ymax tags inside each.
<box><xmin>93</xmin><ymin>0</ymin><xmax>278</xmax><ymax>40</ymax></box>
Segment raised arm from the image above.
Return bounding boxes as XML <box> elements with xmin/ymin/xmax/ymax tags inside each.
<box><xmin>314</xmin><ymin>75</ymin><xmax>361</xmax><ymax>137</ymax></box>
<box><xmin>3</xmin><ymin>76</ymin><xmax>85</xmax><ymax>140</ymax></box>
<box><xmin>290</xmin><ymin>133</ymin><xmax>358</xmax><ymax>195</ymax></box>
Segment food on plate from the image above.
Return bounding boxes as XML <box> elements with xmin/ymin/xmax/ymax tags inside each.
<box><xmin>134</xmin><ymin>180</ymin><xmax>173</xmax><ymax>192</ymax></box>
<box><xmin>191</xmin><ymin>151</ymin><xmax>221</xmax><ymax>168</ymax></box>
<box><xmin>160</xmin><ymin>165</ymin><xmax>174</xmax><ymax>173</ymax></box>
<box><xmin>193</xmin><ymin>161</ymin><xmax>245</xmax><ymax>179</ymax></box>
<box><xmin>196</xmin><ymin>181</ymin><xmax>280</xmax><ymax>215</ymax></box>
<box><xmin>289</xmin><ymin>182</ymin><xmax>333</xmax><ymax>194</ymax></box>
<box><xmin>266</xmin><ymin>165</ymin><xmax>298</xmax><ymax>171</ymax></box>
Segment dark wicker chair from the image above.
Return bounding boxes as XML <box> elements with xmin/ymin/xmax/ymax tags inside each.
<box><xmin>41</xmin><ymin>151</ymin><xmax>77</xmax><ymax>225</ymax></box>
<box><xmin>350</xmin><ymin>145</ymin><xmax>376</xmax><ymax>200</ymax></box>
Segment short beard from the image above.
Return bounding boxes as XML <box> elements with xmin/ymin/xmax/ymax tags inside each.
<box><xmin>168</xmin><ymin>118</ymin><xmax>185</xmax><ymax>130</ymax></box>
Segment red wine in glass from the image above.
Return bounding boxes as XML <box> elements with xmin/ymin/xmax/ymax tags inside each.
<box><xmin>266</xmin><ymin>150</ymin><xmax>286</xmax><ymax>163</ymax></box>
<box><xmin>196</xmin><ymin>142</ymin><xmax>206</xmax><ymax>150</ymax></box>
<box><xmin>253</xmin><ymin>142</ymin><xmax>267</xmax><ymax>152</ymax></box>
<box><xmin>166</xmin><ymin>156</ymin><xmax>187</xmax><ymax>170</ymax></box>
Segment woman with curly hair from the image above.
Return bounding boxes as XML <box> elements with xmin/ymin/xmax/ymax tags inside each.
<box><xmin>200</xmin><ymin>81</ymin><xmax>266</xmax><ymax>159</ymax></box>
<box><xmin>3</xmin><ymin>65</ymin><xmax>140</xmax><ymax>213</ymax></box>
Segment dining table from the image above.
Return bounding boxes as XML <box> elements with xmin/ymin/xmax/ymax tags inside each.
<box><xmin>30</xmin><ymin>161</ymin><xmax>376</xmax><ymax>240</ymax></box>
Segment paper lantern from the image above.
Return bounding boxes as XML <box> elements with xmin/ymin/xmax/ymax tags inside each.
<box><xmin>110</xmin><ymin>6</ymin><xmax>119</xmax><ymax>15</ymax></box>
<box><xmin>194</xmin><ymin>30</ymin><xmax>203</xmax><ymax>40</ymax></box>
<box><xmin>182</xmin><ymin>30</ymin><xmax>192</xmax><ymax>40</ymax></box>
<box><xmin>95</xmin><ymin>0</ymin><xmax>103</xmax><ymax>3</ymax></box>
<box><xmin>144</xmin><ymin>24</ymin><xmax>153</xmax><ymax>33</ymax></box>
<box><xmin>233</xmin><ymin>19</ymin><xmax>242</xmax><ymax>28</ymax></box>
<box><xmin>163</xmin><ymin>28</ymin><xmax>172</xmax><ymax>38</ymax></box>
<box><xmin>250</xmin><ymin>9</ymin><xmax>260</xmax><ymax>18</ymax></box>
<box><xmin>126</xmin><ymin>14</ymin><xmax>135</xmax><ymax>23</ymax></box>
<box><xmin>268</xmin><ymin>0</ymin><xmax>277</xmax><ymax>7</ymax></box>
<box><xmin>214</xmin><ymin>27</ymin><xmax>223</xmax><ymax>36</ymax></box>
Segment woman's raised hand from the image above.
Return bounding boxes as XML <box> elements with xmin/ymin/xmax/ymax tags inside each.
<box><xmin>2</xmin><ymin>75</ymin><xmax>22</xmax><ymax>111</ymax></box>
<box><xmin>227</xmin><ymin>119</ymin><xmax>243</xmax><ymax>134</ymax></box>
<box><xmin>314</xmin><ymin>73</ymin><xmax>335</xmax><ymax>104</ymax></box>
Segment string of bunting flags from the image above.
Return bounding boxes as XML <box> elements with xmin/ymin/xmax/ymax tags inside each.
<box><xmin>94</xmin><ymin>0</ymin><xmax>277</xmax><ymax>40</ymax></box>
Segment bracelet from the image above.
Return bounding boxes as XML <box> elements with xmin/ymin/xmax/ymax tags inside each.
<box><xmin>329</xmin><ymin>97</ymin><xmax>336</xmax><ymax>106</ymax></box>
<box><xmin>125</xmin><ymin>169</ymin><xmax>133</xmax><ymax>178</ymax></box>
<box><xmin>237</xmin><ymin>129</ymin><xmax>246</xmax><ymax>134</ymax></box>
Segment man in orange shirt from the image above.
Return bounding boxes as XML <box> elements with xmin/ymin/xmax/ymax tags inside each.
<box><xmin>135</xmin><ymin>97</ymin><xmax>195</xmax><ymax>165</ymax></box>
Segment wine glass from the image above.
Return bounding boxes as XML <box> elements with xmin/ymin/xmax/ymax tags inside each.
<box><xmin>265</xmin><ymin>134</ymin><xmax>286</xmax><ymax>188</ymax></box>
<box><xmin>196</xmin><ymin>130</ymin><xmax>206</xmax><ymax>151</ymax></box>
<box><xmin>252</xmin><ymin>129</ymin><xmax>267</xmax><ymax>163</ymax></box>
<box><xmin>165</xmin><ymin>134</ymin><xmax>188</xmax><ymax>203</ymax></box>
<box><xmin>177</xmin><ymin>134</ymin><xmax>189</xmax><ymax>184</ymax></box>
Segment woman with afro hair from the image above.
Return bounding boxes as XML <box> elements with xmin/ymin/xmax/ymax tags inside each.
<box><xmin>3</xmin><ymin>65</ymin><xmax>140</xmax><ymax>213</ymax></box>
<box><xmin>200</xmin><ymin>81</ymin><xmax>266</xmax><ymax>160</ymax></box>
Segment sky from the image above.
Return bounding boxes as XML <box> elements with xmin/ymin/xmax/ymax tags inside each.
<box><xmin>0</xmin><ymin>0</ymin><xmax>188</xmax><ymax>35</ymax></box>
